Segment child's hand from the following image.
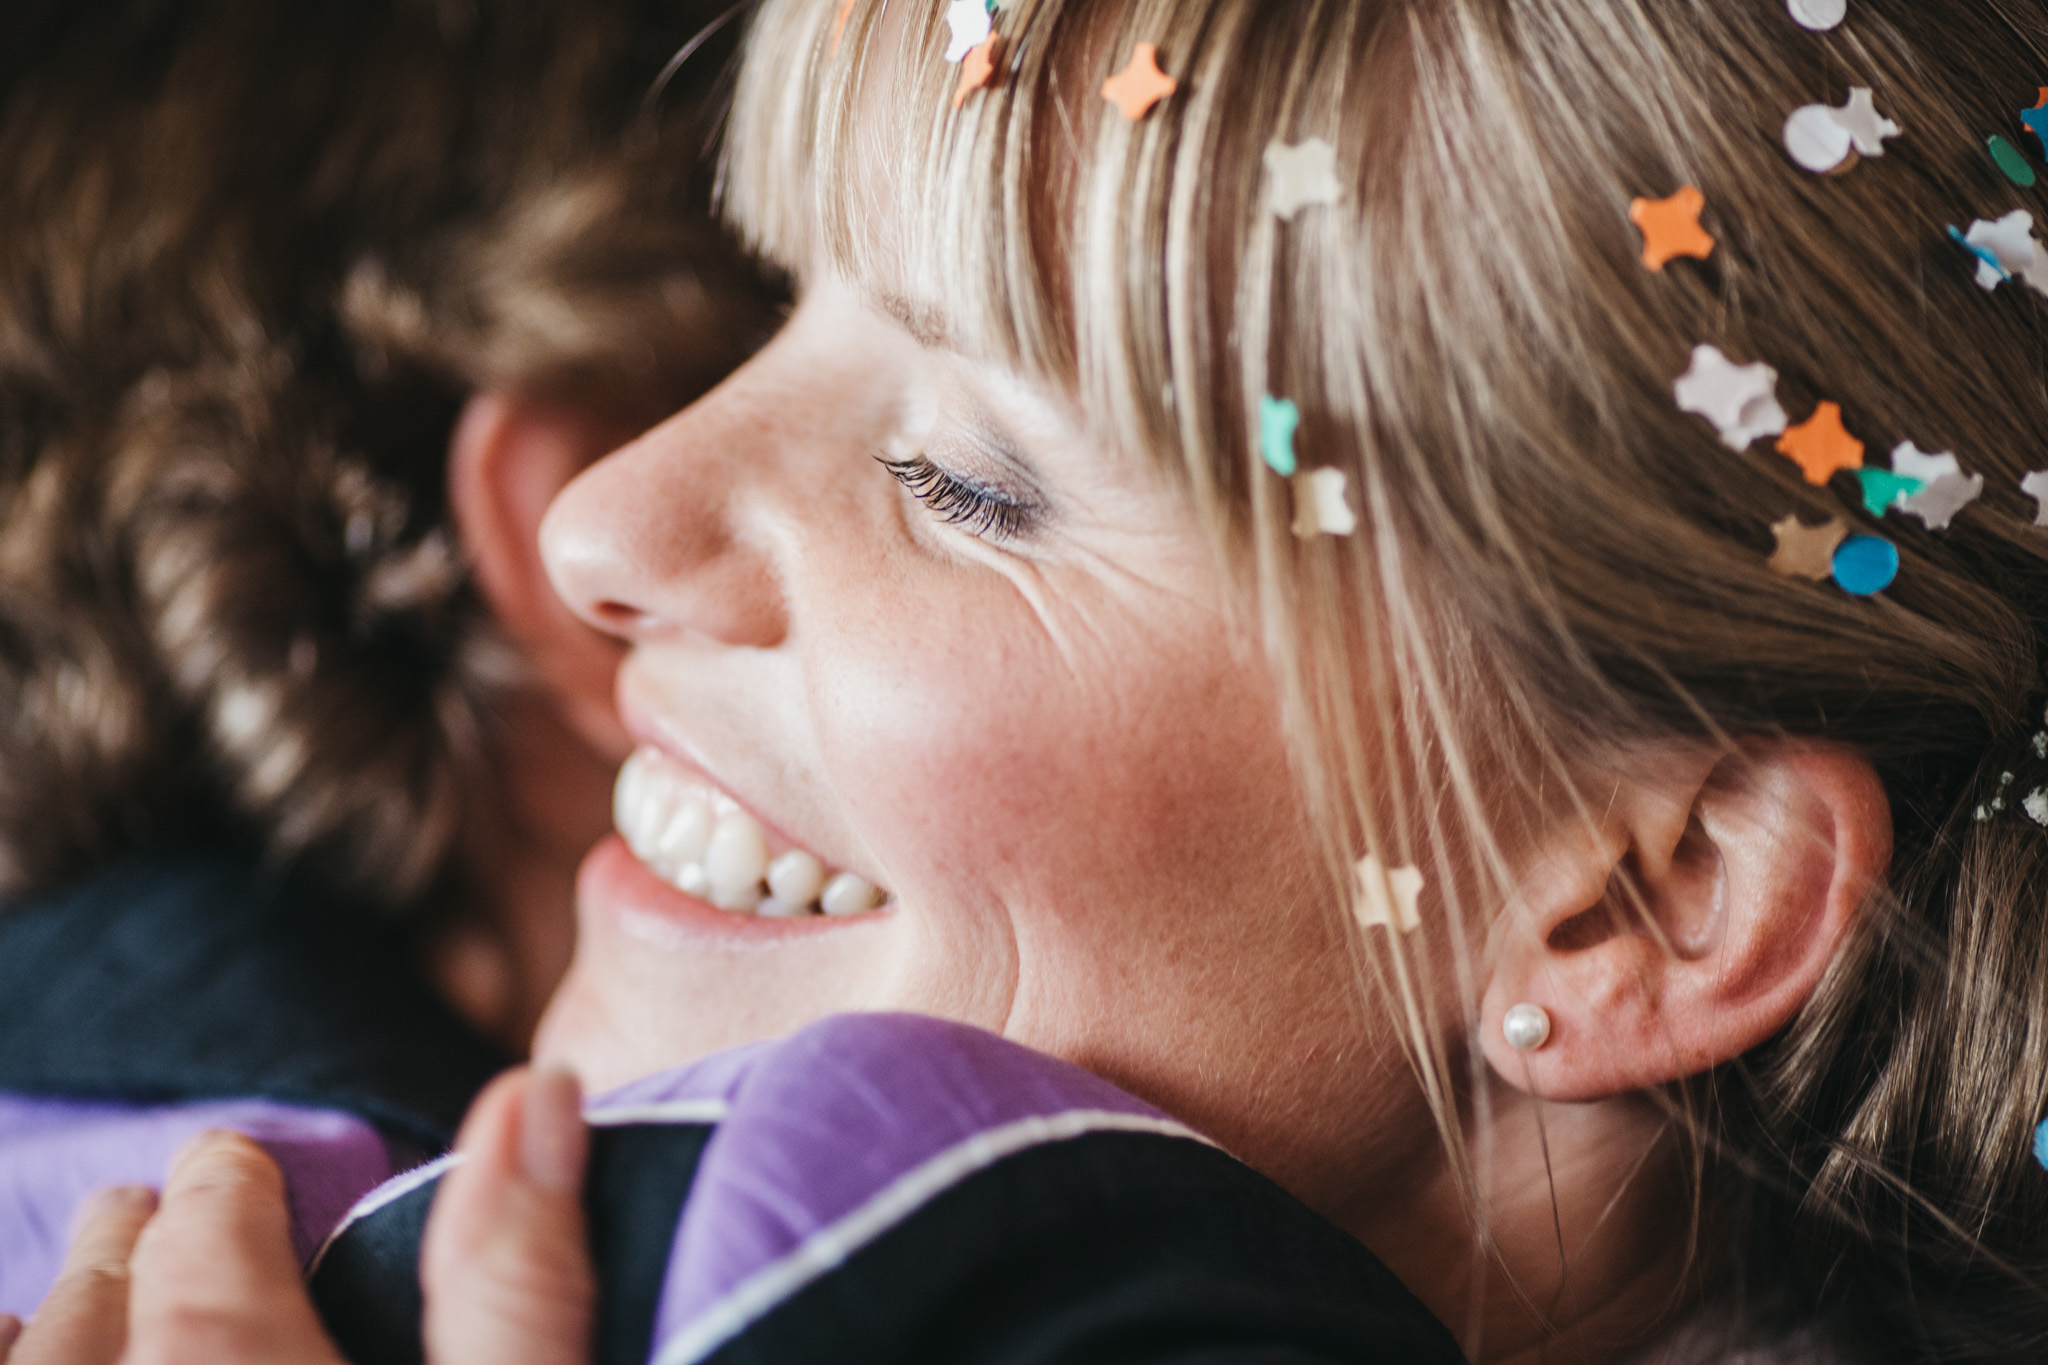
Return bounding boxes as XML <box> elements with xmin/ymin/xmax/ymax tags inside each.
<box><xmin>0</xmin><ymin>1067</ymin><xmax>595</xmax><ymax>1365</ymax></box>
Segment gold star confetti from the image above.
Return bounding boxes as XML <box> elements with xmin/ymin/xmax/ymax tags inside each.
<box><xmin>1767</xmin><ymin>515</ymin><xmax>1849</xmax><ymax>581</ymax></box>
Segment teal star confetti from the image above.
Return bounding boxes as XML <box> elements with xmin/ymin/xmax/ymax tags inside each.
<box><xmin>1855</xmin><ymin>468</ymin><xmax>1924</xmax><ymax>517</ymax></box>
<box><xmin>1261</xmin><ymin>395</ymin><xmax>1301</xmax><ymax>476</ymax></box>
<box><xmin>2035</xmin><ymin>1117</ymin><xmax>2048</xmax><ymax>1171</ymax></box>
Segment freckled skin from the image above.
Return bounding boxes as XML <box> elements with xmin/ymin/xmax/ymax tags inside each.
<box><xmin>533</xmin><ymin>276</ymin><xmax>1425</xmax><ymax>1214</ymax></box>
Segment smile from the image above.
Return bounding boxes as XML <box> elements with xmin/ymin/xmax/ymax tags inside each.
<box><xmin>612</xmin><ymin>747</ymin><xmax>889</xmax><ymax>919</ymax></box>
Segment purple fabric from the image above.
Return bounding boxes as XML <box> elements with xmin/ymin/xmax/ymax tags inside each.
<box><xmin>0</xmin><ymin>1094</ymin><xmax>392</xmax><ymax>1317</ymax></box>
<box><xmin>613</xmin><ymin>1013</ymin><xmax>1178</xmax><ymax>1357</ymax></box>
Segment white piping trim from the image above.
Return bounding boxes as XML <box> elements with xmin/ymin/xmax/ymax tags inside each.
<box><xmin>651</xmin><ymin>1110</ymin><xmax>1211</xmax><ymax>1365</ymax></box>
<box><xmin>586</xmin><ymin>1098</ymin><xmax>731</xmax><ymax>1127</ymax></box>
<box><xmin>306</xmin><ymin>1151</ymin><xmax>464</xmax><ymax>1277</ymax></box>
<box><xmin>302</xmin><ymin>1099</ymin><xmax>726</xmax><ymax>1278</ymax></box>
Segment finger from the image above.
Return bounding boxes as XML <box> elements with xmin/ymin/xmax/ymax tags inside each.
<box><xmin>11</xmin><ymin>1185</ymin><xmax>157</xmax><ymax>1365</ymax></box>
<box><xmin>0</xmin><ymin>1313</ymin><xmax>20</xmax><ymax>1364</ymax></box>
<box><xmin>124</xmin><ymin>1131</ymin><xmax>344</xmax><ymax>1365</ymax></box>
<box><xmin>423</xmin><ymin>1067</ymin><xmax>594</xmax><ymax>1365</ymax></box>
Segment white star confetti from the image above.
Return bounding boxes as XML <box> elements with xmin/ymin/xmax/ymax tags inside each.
<box><xmin>1292</xmin><ymin>467</ymin><xmax>1357</xmax><ymax>538</ymax></box>
<box><xmin>1787</xmin><ymin>0</ymin><xmax>1847</xmax><ymax>31</ymax></box>
<box><xmin>2027</xmin><ymin>788</ymin><xmax>2048</xmax><ymax>828</ymax></box>
<box><xmin>1961</xmin><ymin>211</ymin><xmax>2048</xmax><ymax>295</ymax></box>
<box><xmin>1674</xmin><ymin>344</ymin><xmax>1788</xmax><ymax>450</ymax></box>
<box><xmin>1890</xmin><ymin>442</ymin><xmax>1983</xmax><ymax>530</ymax></box>
<box><xmin>1833</xmin><ymin>88</ymin><xmax>1900</xmax><ymax>156</ymax></box>
<box><xmin>1263</xmin><ymin>138</ymin><xmax>1342</xmax><ymax>221</ymax></box>
<box><xmin>943</xmin><ymin>0</ymin><xmax>992</xmax><ymax>62</ymax></box>
<box><xmin>2023</xmin><ymin>470</ymin><xmax>2048</xmax><ymax>527</ymax></box>
<box><xmin>1355</xmin><ymin>857</ymin><xmax>1424</xmax><ymax>934</ymax></box>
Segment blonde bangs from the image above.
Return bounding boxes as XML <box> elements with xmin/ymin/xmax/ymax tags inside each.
<box><xmin>727</xmin><ymin>2</ymin><xmax>2048</xmax><ymax>1347</ymax></box>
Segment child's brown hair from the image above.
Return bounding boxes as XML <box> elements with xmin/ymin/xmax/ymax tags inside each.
<box><xmin>729</xmin><ymin>0</ymin><xmax>2048</xmax><ymax>1356</ymax></box>
<box><xmin>0</xmin><ymin>0</ymin><xmax>781</xmax><ymax>910</ymax></box>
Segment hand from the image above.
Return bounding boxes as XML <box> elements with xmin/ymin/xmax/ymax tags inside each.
<box><xmin>0</xmin><ymin>1068</ymin><xmax>596</xmax><ymax>1365</ymax></box>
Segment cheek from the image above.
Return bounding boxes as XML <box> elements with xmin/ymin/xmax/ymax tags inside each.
<box><xmin>811</xmin><ymin>564</ymin><xmax>1313</xmax><ymax>969</ymax></box>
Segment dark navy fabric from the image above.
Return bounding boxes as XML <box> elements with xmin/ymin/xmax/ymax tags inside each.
<box><xmin>309</xmin><ymin>1015</ymin><xmax>1469</xmax><ymax>1365</ymax></box>
<box><xmin>0</xmin><ymin>849</ymin><xmax>509</xmax><ymax>1149</ymax></box>
<box><xmin>312</xmin><ymin>1124</ymin><xmax>716</xmax><ymax>1365</ymax></box>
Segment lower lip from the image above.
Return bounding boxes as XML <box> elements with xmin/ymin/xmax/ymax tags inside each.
<box><xmin>578</xmin><ymin>835</ymin><xmax>888</xmax><ymax>948</ymax></box>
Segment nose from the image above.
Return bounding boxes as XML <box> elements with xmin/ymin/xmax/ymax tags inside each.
<box><xmin>540</xmin><ymin>372</ymin><xmax>791</xmax><ymax>651</ymax></box>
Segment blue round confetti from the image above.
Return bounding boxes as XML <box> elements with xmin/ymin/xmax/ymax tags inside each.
<box><xmin>1832</xmin><ymin>535</ymin><xmax>1899</xmax><ymax>597</ymax></box>
<box><xmin>2034</xmin><ymin>1118</ymin><xmax>2048</xmax><ymax>1172</ymax></box>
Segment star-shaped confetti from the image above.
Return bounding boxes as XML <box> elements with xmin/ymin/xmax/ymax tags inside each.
<box><xmin>1629</xmin><ymin>186</ymin><xmax>1716</xmax><ymax>271</ymax></box>
<box><xmin>1833</xmin><ymin>88</ymin><xmax>1900</xmax><ymax>156</ymax></box>
<box><xmin>1787</xmin><ymin>0</ymin><xmax>1846</xmax><ymax>31</ymax></box>
<box><xmin>1768</xmin><ymin>516</ymin><xmax>1850</xmax><ymax>581</ymax></box>
<box><xmin>943</xmin><ymin>0</ymin><xmax>994</xmax><ymax>62</ymax></box>
<box><xmin>1264</xmin><ymin>139</ymin><xmax>1342</xmax><ymax>220</ymax></box>
<box><xmin>1832</xmin><ymin>534</ymin><xmax>1899</xmax><ymax>596</ymax></box>
<box><xmin>2027</xmin><ymin>787</ymin><xmax>2048</xmax><ymax>828</ymax></box>
<box><xmin>1776</xmin><ymin>401</ymin><xmax>1864</xmax><ymax>486</ymax></box>
<box><xmin>1293</xmin><ymin>467</ymin><xmax>1357</xmax><ymax>538</ymax></box>
<box><xmin>2022</xmin><ymin>470</ymin><xmax>2048</xmax><ymax>526</ymax></box>
<box><xmin>833</xmin><ymin>0</ymin><xmax>857</xmax><ymax>55</ymax></box>
<box><xmin>1991</xmin><ymin>135</ymin><xmax>2039</xmax><ymax>188</ymax></box>
<box><xmin>1890</xmin><ymin>442</ymin><xmax>1982</xmax><ymax>530</ymax></box>
<box><xmin>1855</xmin><ymin>467</ymin><xmax>1922</xmax><ymax>517</ymax></box>
<box><xmin>1954</xmin><ymin>211</ymin><xmax>2048</xmax><ymax>295</ymax></box>
<box><xmin>1674</xmin><ymin>345</ymin><xmax>1788</xmax><ymax>450</ymax></box>
<box><xmin>1260</xmin><ymin>395</ymin><xmax>1300</xmax><ymax>476</ymax></box>
<box><xmin>1102</xmin><ymin>42</ymin><xmax>1176</xmax><ymax>121</ymax></box>
<box><xmin>951</xmin><ymin>35</ymin><xmax>1000</xmax><ymax>108</ymax></box>
<box><xmin>2024</xmin><ymin>89</ymin><xmax>2048</xmax><ymax>156</ymax></box>
<box><xmin>1355</xmin><ymin>856</ymin><xmax>1424</xmax><ymax>933</ymax></box>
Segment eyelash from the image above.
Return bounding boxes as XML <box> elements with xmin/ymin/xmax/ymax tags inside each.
<box><xmin>878</xmin><ymin>453</ymin><xmax>1035</xmax><ymax>541</ymax></box>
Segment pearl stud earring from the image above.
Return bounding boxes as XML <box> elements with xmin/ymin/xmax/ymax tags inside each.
<box><xmin>1502</xmin><ymin>1003</ymin><xmax>1551</xmax><ymax>1052</ymax></box>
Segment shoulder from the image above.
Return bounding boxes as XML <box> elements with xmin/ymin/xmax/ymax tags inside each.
<box><xmin>316</xmin><ymin>1014</ymin><xmax>1468</xmax><ymax>1365</ymax></box>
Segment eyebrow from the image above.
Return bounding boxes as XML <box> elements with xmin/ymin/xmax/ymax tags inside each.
<box><xmin>874</xmin><ymin>292</ymin><xmax>952</xmax><ymax>350</ymax></box>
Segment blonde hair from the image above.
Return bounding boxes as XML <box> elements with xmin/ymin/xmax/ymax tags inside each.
<box><xmin>727</xmin><ymin>0</ymin><xmax>2048</xmax><ymax>1356</ymax></box>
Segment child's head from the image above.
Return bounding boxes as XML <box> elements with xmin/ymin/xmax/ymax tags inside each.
<box><xmin>540</xmin><ymin>0</ymin><xmax>2048</xmax><ymax>1355</ymax></box>
<box><xmin>0</xmin><ymin>0</ymin><xmax>779</xmax><ymax>924</ymax></box>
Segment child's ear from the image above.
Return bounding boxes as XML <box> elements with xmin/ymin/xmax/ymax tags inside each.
<box><xmin>1480</xmin><ymin>743</ymin><xmax>1891</xmax><ymax>1102</ymax></box>
<box><xmin>447</xmin><ymin>391</ymin><xmax>639</xmax><ymax>759</ymax></box>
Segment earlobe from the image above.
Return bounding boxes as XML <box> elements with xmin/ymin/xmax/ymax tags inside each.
<box><xmin>446</xmin><ymin>391</ymin><xmax>639</xmax><ymax>759</ymax></box>
<box><xmin>1481</xmin><ymin>744</ymin><xmax>1890</xmax><ymax>1102</ymax></box>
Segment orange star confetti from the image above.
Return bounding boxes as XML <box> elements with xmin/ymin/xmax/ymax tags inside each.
<box><xmin>1628</xmin><ymin>186</ymin><xmax>1715</xmax><ymax>271</ymax></box>
<box><xmin>1775</xmin><ymin>401</ymin><xmax>1864</xmax><ymax>486</ymax></box>
<box><xmin>1101</xmin><ymin>42</ymin><xmax>1176</xmax><ymax>121</ymax></box>
<box><xmin>832</xmin><ymin>0</ymin><xmax>856</xmax><ymax>57</ymax></box>
<box><xmin>952</xmin><ymin>36</ymin><xmax>1001</xmax><ymax>109</ymax></box>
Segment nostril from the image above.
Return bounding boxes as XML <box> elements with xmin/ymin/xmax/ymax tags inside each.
<box><xmin>589</xmin><ymin>600</ymin><xmax>647</xmax><ymax>635</ymax></box>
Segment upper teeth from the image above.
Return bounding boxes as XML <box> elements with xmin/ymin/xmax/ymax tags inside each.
<box><xmin>613</xmin><ymin>748</ymin><xmax>888</xmax><ymax>918</ymax></box>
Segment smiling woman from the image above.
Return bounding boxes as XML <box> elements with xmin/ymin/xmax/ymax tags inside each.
<box><xmin>17</xmin><ymin>1</ymin><xmax>2048</xmax><ymax>1364</ymax></box>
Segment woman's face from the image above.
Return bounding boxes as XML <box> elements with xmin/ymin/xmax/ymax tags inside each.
<box><xmin>533</xmin><ymin>274</ymin><xmax>1427</xmax><ymax>1204</ymax></box>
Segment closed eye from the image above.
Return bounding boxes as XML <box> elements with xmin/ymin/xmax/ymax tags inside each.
<box><xmin>878</xmin><ymin>453</ymin><xmax>1037</xmax><ymax>542</ymax></box>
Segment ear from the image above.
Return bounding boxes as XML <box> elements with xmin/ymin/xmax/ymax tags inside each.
<box><xmin>447</xmin><ymin>392</ymin><xmax>637</xmax><ymax>760</ymax></box>
<box><xmin>1479</xmin><ymin>742</ymin><xmax>1891</xmax><ymax>1101</ymax></box>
